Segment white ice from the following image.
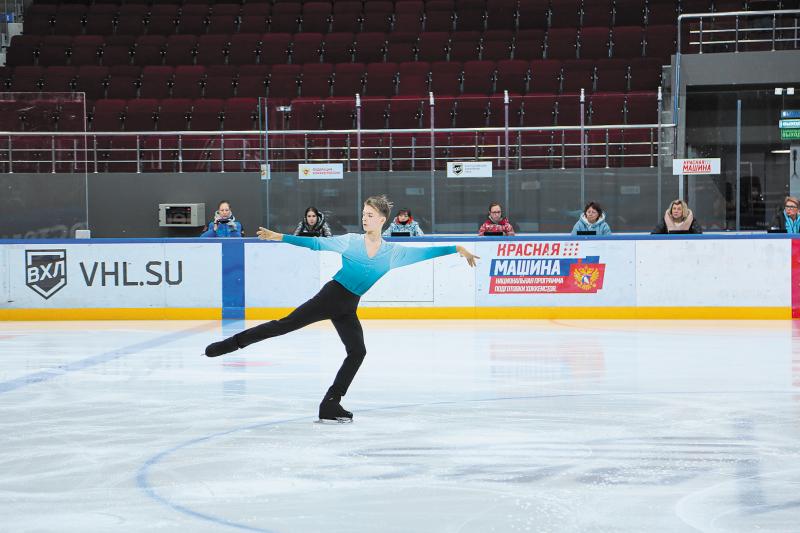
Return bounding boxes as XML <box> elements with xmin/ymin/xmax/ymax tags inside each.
<box><xmin>1</xmin><ymin>319</ymin><xmax>800</xmax><ymax>532</ymax></box>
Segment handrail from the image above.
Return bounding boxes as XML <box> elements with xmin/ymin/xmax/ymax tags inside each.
<box><xmin>674</xmin><ymin>8</ymin><xmax>800</xmax><ymax>133</ymax></box>
<box><xmin>0</xmin><ymin>123</ymin><xmax>674</xmax><ymax>137</ymax></box>
<box><xmin>0</xmin><ymin>122</ymin><xmax>675</xmax><ymax>173</ymax></box>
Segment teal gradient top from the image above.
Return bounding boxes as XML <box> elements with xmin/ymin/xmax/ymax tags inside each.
<box><xmin>282</xmin><ymin>234</ymin><xmax>458</xmax><ymax>296</ymax></box>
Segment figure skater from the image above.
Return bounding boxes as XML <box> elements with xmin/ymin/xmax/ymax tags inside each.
<box><xmin>205</xmin><ymin>195</ymin><xmax>479</xmax><ymax>423</ymax></box>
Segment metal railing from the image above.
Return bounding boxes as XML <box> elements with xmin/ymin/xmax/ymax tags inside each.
<box><xmin>266</xmin><ymin>123</ymin><xmax>665</xmax><ymax>171</ymax></box>
<box><xmin>0</xmin><ymin>89</ymin><xmax>672</xmax><ymax>176</ymax></box>
<box><xmin>679</xmin><ymin>9</ymin><xmax>800</xmax><ymax>55</ymax></box>
<box><xmin>674</xmin><ymin>9</ymin><xmax>800</xmax><ymax>125</ymax></box>
<box><xmin>0</xmin><ymin>123</ymin><xmax>672</xmax><ymax>173</ymax></box>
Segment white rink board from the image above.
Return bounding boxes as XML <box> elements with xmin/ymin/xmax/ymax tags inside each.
<box><xmin>244</xmin><ymin>242</ymin><xmax>321</xmax><ymax>307</ymax></box>
<box><xmin>2</xmin><ymin>237</ymin><xmax>794</xmax><ymax>313</ymax></box>
<box><xmin>2</xmin><ymin>243</ymin><xmax>221</xmax><ymax>308</ymax></box>
<box><xmin>243</xmin><ymin>237</ymin><xmax>792</xmax><ymax>309</ymax></box>
<box><xmin>635</xmin><ymin>239</ymin><xmax>791</xmax><ymax>307</ymax></box>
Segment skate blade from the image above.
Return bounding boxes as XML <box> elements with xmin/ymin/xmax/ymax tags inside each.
<box><xmin>315</xmin><ymin>417</ymin><xmax>353</xmax><ymax>424</ymax></box>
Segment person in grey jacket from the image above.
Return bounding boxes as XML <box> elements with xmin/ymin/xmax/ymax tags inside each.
<box><xmin>293</xmin><ymin>206</ymin><xmax>332</xmax><ymax>237</ymax></box>
<box><xmin>571</xmin><ymin>202</ymin><xmax>611</xmax><ymax>235</ymax></box>
<box><xmin>383</xmin><ymin>208</ymin><xmax>424</xmax><ymax>236</ymax></box>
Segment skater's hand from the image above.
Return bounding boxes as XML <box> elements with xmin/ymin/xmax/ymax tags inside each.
<box><xmin>456</xmin><ymin>245</ymin><xmax>480</xmax><ymax>267</ymax></box>
<box><xmin>257</xmin><ymin>227</ymin><xmax>283</xmax><ymax>241</ymax></box>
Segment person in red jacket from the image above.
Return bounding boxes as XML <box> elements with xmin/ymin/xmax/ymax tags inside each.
<box><xmin>478</xmin><ymin>202</ymin><xmax>515</xmax><ymax>236</ymax></box>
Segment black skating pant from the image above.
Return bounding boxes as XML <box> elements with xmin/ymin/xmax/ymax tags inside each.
<box><xmin>233</xmin><ymin>280</ymin><xmax>365</xmax><ymax>398</ymax></box>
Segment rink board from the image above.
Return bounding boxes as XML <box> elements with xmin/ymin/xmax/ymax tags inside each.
<box><xmin>0</xmin><ymin>235</ymin><xmax>796</xmax><ymax>319</ymax></box>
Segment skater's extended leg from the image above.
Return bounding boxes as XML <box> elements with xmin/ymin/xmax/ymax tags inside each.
<box><xmin>205</xmin><ymin>282</ymin><xmax>341</xmax><ymax>357</ymax></box>
<box><xmin>319</xmin><ymin>312</ymin><xmax>366</xmax><ymax>422</ymax></box>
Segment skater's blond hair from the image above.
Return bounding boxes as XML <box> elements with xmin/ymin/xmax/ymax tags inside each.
<box><xmin>364</xmin><ymin>195</ymin><xmax>393</xmax><ymax>226</ymax></box>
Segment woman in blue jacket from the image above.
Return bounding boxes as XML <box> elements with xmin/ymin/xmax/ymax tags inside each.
<box><xmin>205</xmin><ymin>195</ymin><xmax>479</xmax><ymax>423</ymax></box>
<box><xmin>200</xmin><ymin>201</ymin><xmax>242</xmax><ymax>237</ymax></box>
<box><xmin>571</xmin><ymin>201</ymin><xmax>612</xmax><ymax>235</ymax></box>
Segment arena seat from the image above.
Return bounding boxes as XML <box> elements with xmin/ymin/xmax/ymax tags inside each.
<box><xmin>330</xmin><ymin>62</ymin><xmax>366</xmax><ymax>97</ymax></box>
<box><xmin>364</xmin><ymin>62</ymin><xmax>398</xmax><ymax>97</ymax></box>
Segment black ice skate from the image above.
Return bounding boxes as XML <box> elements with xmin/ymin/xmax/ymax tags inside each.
<box><xmin>204</xmin><ymin>336</ymin><xmax>240</xmax><ymax>357</ymax></box>
<box><xmin>318</xmin><ymin>392</ymin><xmax>353</xmax><ymax>424</ymax></box>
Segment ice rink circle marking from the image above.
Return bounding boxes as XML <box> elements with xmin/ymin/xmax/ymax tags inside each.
<box><xmin>136</xmin><ymin>389</ymin><xmax>798</xmax><ymax>533</ymax></box>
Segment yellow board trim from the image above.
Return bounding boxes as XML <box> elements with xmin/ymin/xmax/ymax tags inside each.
<box><xmin>0</xmin><ymin>307</ymin><xmax>790</xmax><ymax>321</ymax></box>
<box><xmin>247</xmin><ymin>306</ymin><xmax>791</xmax><ymax>321</ymax></box>
<box><xmin>0</xmin><ymin>308</ymin><xmax>221</xmax><ymax>321</ymax></box>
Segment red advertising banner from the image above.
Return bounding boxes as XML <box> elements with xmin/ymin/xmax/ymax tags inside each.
<box><xmin>487</xmin><ymin>242</ymin><xmax>607</xmax><ymax>295</ymax></box>
<box><xmin>792</xmin><ymin>240</ymin><xmax>800</xmax><ymax>318</ymax></box>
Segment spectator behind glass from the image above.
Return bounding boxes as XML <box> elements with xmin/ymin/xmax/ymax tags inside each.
<box><xmin>200</xmin><ymin>200</ymin><xmax>242</xmax><ymax>237</ymax></box>
<box><xmin>383</xmin><ymin>208</ymin><xmax>424</xmax><ymax>236</ymax></box>
<box><xmin>479</xmin><ymin>203</ymin><xmax>516</xmax><ymax>236</ymax></box>
<box><xmin>769</xmin><ymin>196</ymin><xmax>800</xmax><ymax>233</ymax></box>
<box><xmin>652</xmin><ymin>199</ymin><xmax>703</xmax><ymax>234</ymax></box>
<box><xmin>571</xmin><ymin>201</ymin><xmax>612</xmax><ymax>235</ymax></box>
<box><xmin>293</xmin><ymin>206</ymin><xmax>332</xmax><ymax>237</ymax></box>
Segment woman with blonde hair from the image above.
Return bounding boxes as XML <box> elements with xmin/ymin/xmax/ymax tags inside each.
<box><xmin>204</xmin><ymin>195</ymin><xmax>479</xmax><ymax>423</ymax></box>
<box><xmin>769</xmin><ymin>196</ymin><xmax>800</xmax><ymax>233</ymax></box>
<box><xmin>652</xmin><ymin>199</ymin><xmax>703</xmax><ymax>234</ymax></box>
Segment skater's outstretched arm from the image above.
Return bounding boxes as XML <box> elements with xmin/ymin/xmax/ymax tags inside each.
<box><xmin>257</xmin><ymin>227</ymin><xmax>350</xmax><ymax>254</ymax></box>
<box><xmin>391</xmin><ymin>244</ymin><xmax>479</xmax><ymax>268</ymax></box>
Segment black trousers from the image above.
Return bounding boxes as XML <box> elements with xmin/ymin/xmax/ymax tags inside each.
<box><xmin>234</xmin><ymin>280</ymin><xmax>365</xmax><ymax>398</ymax></box>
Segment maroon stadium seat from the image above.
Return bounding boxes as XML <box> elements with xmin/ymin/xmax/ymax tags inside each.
<box><xmin>546</xmin><ymin>28</ymin><xmax>579</xmax><ymax>59</ymax></box>
<box><xmin>291</xmin><ymin>33</ymin><xmax>324</xmax><ymax>65</ymax></box>
<box><xmin>195</xmin><ymin>35</ymin><xmax>230</xmax><ymax>66</ymax></box>
<box><xmin>462</xmin><ymin>60</ymin><xmax>496</xmax><ymax>95</ymax></box>
<box><xmin>562</xmin><ymin>59</ymin><xmax>595</xmax><ymax>93</ymax></box>
<box><xmin>580</xmin><ymin>27</ymin><xmax>611</xmax><ymax>59</ymax></box>
<box><xmin>496</xmin><ymin>59</ymin><xmax>530</xmax><ymax>94</ymax></box>
<box><xmin>203</xmin><ymin>65</ymin><xmax>238</xmax><ymax>99</ymax></box>
<box><xmin>353</xmin><ymin>33</ymin><xmax>388</xmax><ymax>64</ymax></box>
<box><xmin>268</xmin><ymin>64</ymin><xmax>302</xmax><ymax>99</ymax></box>
<box><xmin>171</xmin><ymin>65</ymin><xmax>206</xmax><ymax>98</ymax></box>
<box><xmin>430</xmin><ymin>61</ymin><xmax>463</xmax><ymax>95</ymax></box>
<box><xmin>364</xmin><ymin>62</ymin><xmax>398</xmax><ymax>96</ymax></box>
<box><xmin>300</xmin><ymin>63</ymin><xmax>334</xmax><ymax>97</ymax></box>
<box><xmin>549</xmin><ymin>0</ymin><xmax>582</xmax><ymax>29</ymax></box>
<box><xmin>322</xmin><ymin>33</ymin><xmax>355</xmax><ymax>64</ymax></box>
<box><xmin>397</xmin><ymin>61</ymin><xmax>431</xmax><ymax>96</ymax></box>
<box><xmin>302</xmin><ymin>2</ymin><xmax>332</xmax><ymax>33</ymax></box>
<box><xmin>260</xmin><ymin>33</ymin><xmax>292</xmax><ymax>65</ymax></box>
<box><xmin>529</xmin><ymin>59</ymin><xmax>562</xmax><ymax>93</ymax></box>
<box><xmin>91</xmin><ymin>99</ymin><xmax>127</xmax><ymax>132</ymax></box>
<box><xmin>331</xmin><ymin>63</ymin><xmax>366</xmax><ymax>97</ymax></box>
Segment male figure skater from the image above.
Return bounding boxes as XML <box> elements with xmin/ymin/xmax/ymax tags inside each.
<box><xmin>205</xmin><ymin>195</ymin><xmax>479</xmax><ymax>423</ymax></box>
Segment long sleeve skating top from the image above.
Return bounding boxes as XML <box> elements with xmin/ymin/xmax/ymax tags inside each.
<box><xmin>282</xmin><ymin>233</ymin><xmax>457</xmax><ymax>296</ymax></box>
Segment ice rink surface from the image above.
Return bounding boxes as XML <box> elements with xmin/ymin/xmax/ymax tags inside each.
<box><xmin>2</xmin><ymin>319</ymin><xmax>799</xmax><ymax>532</ymax></box>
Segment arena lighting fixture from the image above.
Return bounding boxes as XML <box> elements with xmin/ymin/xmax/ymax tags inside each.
<box><xmin>775</xmin><ymin>87</ymin><xmax>796</xmax><ymax>95</ymax></box>
<box><xmin>771</xmin><ymin>149</ymin><xmax>791</xmax><ymax>154</ymax></box>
